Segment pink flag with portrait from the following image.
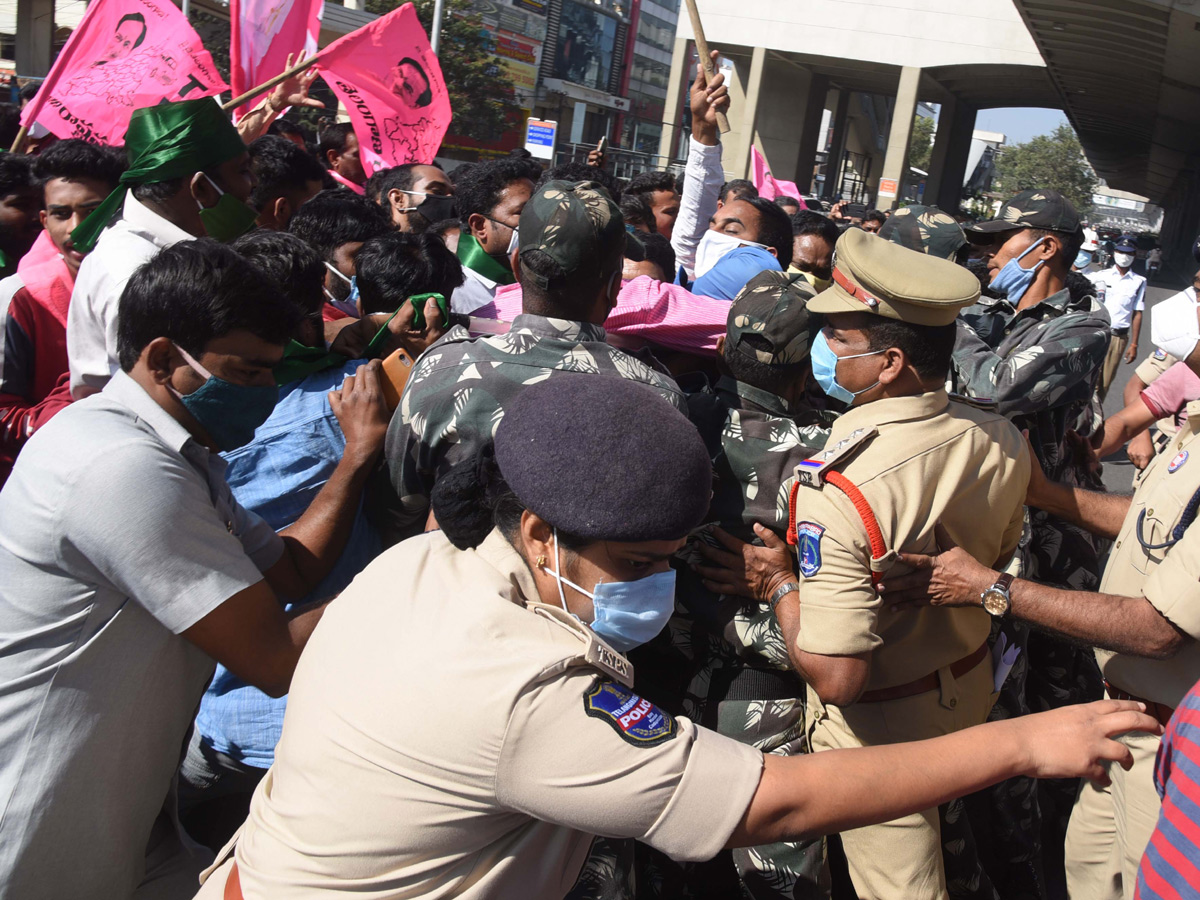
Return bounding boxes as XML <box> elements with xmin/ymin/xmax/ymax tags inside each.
<box><xmin>751</xmin><ymin>145</ymin><xmax>805</xmax><ymax>206</ymax></box>
<box><xmin>20</xmin><ymin>0</ymin><xmax>228</xmax><ymax>145</ymax></box>
<box><xmin>230</xmin><ymin>0</ymin><xmax>324</xmax><ymax>121</ymax></box>
<box><xmin>314</xmin><ymin>2</ymin><xmax>451</xmax><ymax>178</ymax></box>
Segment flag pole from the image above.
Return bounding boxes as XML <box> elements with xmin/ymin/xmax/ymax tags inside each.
<box><xmin>221</xmin><ymin>48</ymin><xmax>330</xmax><ymax>111</ymax></box>
<box><xmin>430</xmin><ymin>0</ymin><xmax>445</xmax><ymax>54</ymax></box>
<box><xmin>682</xmin><ymin>0</ymin><xmax>730</xmax><ymax>134</ymax></box>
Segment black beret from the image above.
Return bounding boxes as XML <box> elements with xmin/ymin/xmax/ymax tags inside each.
<box><xmin>494</xmin><ymin>374</ymin><xmax>711</xmax><ymax>541</ymax></box>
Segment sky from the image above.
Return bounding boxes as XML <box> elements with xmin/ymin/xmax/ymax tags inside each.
<box><xmin>974</xmin><ymin>107</ymin><xmax>1070</xmax><ymax>146</ymax></box>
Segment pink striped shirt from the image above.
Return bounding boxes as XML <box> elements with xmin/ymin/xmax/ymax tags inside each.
<box><xmin>478</xmin><ymin>276</ymin><xmax>729</xmax><ymax>355</ymax></box>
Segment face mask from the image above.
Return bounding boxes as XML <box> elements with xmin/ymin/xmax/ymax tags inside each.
<box><xmin>506</xmin><ymin>226</ymin><xmax>520</xmax><ymax>257</ymax></box>
<box><xmin>539</xmin><ymin>529</ymin><xmax>676</xmax><ymax>652</ymax></box>
<box><xmin>196</xmin><ymin>174</ymin><xmax>258</xmax><ymax>243</ymax></box>
<box><xmin>1114</xmin><ymin>252</ymin><xmax>1135</xmax><ymax>269</ymax></box>
<box><xmin>324</xmin><ymin>262</ymin><xmax>360</xmax><ymax>317</ymax></box>
<box><xmin>1151</xmin><ymin>291</ymin><xmax>1200</xmax><ymax>361</ymax></box>
<box><xmin>790</xmin><ymin>266</ymin><xmax>832</xmax><ymax>293</ymax></box>
<box><xmin>1074</xmin><ymin>250</ymin><xmax>1093</xmax><ymax>269</ymax></box>
<box><xmin>695</xmin><ymin>229</ymin><xmax>769</xmax><ymax>279</ymax></box>
<box><xmin>168</xmin><ymin>344</ymin><xmax>278</xmax><ymax>451</ymax></box>
<box><xmin>810</xmin><ymin>330</ymin><xmax>884</xmax><ymax>406</ymax></box>
<box><xmin>397</xmin><ymin>191</ymin><xmax>456</xmax><ymax>224</ymax></box>
<box><xmin>482</xmin><ymin>215</ymin><xmax>517</xmax><ymax>270</ymax></box>
<box><xmin>989</xmin><ymin>236</ymin><xmax>1046</xmax><ymax>303</ymax></box>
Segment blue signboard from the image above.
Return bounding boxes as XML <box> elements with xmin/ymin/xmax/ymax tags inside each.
<box><xmin>525</xmin><ymin>118</ymin><xmax>558</xmax><ymax>160</ymax></box>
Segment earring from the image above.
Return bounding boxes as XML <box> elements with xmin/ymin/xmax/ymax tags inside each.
<box><xmin>536</xmin><ymin>554</ymin><xmax>547</xmax><ymax>569</ymax></box>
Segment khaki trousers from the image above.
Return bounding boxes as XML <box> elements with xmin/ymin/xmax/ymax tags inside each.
<box><xmin>1064</xmin><ymin>729</ymin><xmax>1161</xmax><ymax>900</ymax></box>
<box><xmin>1098</xmin><ymin>333</ymin><xmax>1129</xmax><ymax>402</ymax></box>
<box><xmin>806</xmin><ymin>658</ymin><xmax>995</xmax><ymax>900</ymax></box>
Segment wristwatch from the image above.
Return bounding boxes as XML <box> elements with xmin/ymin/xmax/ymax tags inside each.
<box><xmin>768</xmin><ymin>581</ymin><xmax>800</xmax><ymax>611</ymax></box>
<box><xmin>980</xmin><ymin>573</ymin><xmax>1014</xmax><ymax>618</ymax></box>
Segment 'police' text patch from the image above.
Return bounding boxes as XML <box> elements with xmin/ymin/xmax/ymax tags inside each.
<box><xmin>584</xmin><ymin>680</ymin><xmax>677</xmax><ymax>746</ymax></box>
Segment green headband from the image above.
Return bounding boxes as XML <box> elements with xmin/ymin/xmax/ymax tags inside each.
<box><xmin>72</xmin><ymin>98</ymin><xmax>247</xmax><ymax>253</ymax></box>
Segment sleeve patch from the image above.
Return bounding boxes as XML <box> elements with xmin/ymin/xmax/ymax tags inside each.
<box><xmin>583</xmin><ymin>680</ymin><xmax>677</xmax><ymax>747</ymax></box>
<box><xmin>796</xmin><ymin>521</ymin><xmax>825</xmax><ymax>577</ymax></box>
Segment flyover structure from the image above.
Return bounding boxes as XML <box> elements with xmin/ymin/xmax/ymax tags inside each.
<box><xmin>661</xmin><ymin>0</ymin><xmax>1200</xmax><ymax>264</ymax></box>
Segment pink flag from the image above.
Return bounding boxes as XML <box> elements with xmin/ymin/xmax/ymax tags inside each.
<box><xmin>231</xmin><ymin>0</ymin><xmax>323</xmax><ymax>121</ymax></box>
<box><xmin>21</xmin><ymin>0</ymin><xmax>228</xmax><ymax>145</ymax></box>
<box><xmin>315</xmin><ymin>2</ymin><xmax>451</xmax><ymax>178</ymax></box>
<box><xmin>750</xmin><ymin>145</ymin><xmax>806</xmax><ymax>207</ymax></box>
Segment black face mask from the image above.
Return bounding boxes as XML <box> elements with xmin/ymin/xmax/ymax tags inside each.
<box><xmin>398</xmin><ymin>192</ymin><xmax>456</xmax><ymax>230</ymax></box>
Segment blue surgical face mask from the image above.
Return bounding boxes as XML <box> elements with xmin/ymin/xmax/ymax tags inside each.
<box><xmin>1074</xmin><ymin>250</ymin><xmax>1093</xmax><ymax>270</ymax></box>
<box><xmin>810</xmin><ymin>330</ymin><xmax>884</xmax><ymax>406</ymax></box>
<box><xmin>540</xmin><ymin>529</ymin><xmax>676</xmax><ymax>652</ymax></box>
<box><xmin>324</xmin><ymin>261</ymin><xmax>360</xmax><ymax>318</ymax></box>
<box><xmin>990</xmin><ymin>236</ymin><xmax>1046</xmax><ymax>303</ymax></box>
<box><xmin>168</xmin><ymin>344</ymin><xmax>279</xmax><ymax>451</ymax></box>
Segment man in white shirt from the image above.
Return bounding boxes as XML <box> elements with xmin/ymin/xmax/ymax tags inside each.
<box><xmin>1087</xmin><ymin>235</ymin><xmax>1146</xmax><ymax>399</ymax></box>
<box><xmin>67</xmin><ymin>98</ymin><xmax>255</xmax><ymax>399</ymax></box>
<box><xmin>451</xmin><ymin>159</ymin><xmax>535</xmax><ymax>314</ymax></box>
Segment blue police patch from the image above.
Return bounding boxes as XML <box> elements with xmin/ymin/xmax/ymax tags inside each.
<box><xmin>1154</xmin><ymin>348</ymin><xmax>1168</xmax><ymax>360</ymax></box>
<box><xmin>583</xmin><ymin>680</ymin><xmax>677</xmax><ymax>746</ymax></box>
<box><xmin>797</xmin><ymin>521</ymin><xmax>825</xmax><ymax>577</ymax></box>
<box><xmin>1169</xmin><ymin>450</ymin><xmax>1189</xmax><ymax>474</ymax></box>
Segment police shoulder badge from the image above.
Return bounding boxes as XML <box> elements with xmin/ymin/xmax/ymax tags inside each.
<box><xmin>583</xmin><ymin>680</ymin><xmax>677</xmax><ymax>746</ymax></box>
<box><xmin>1155</xmin><ymin>348</ymin><xmax>1168</xmax><ymax>360</ymax></box>
<box><xmin>796</xmin><ymin>521</ymin><xmax>825</xmax><ymax>577</ymax></box>
<box><xmin>1169</xmin><ymin>450</ymin><xmax>1188</xmax><ymax>473</ymax></box>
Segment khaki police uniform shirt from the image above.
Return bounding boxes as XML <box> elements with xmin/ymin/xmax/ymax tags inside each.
<box><xmin>792</xmin><ymin>390</ymin><xmax>1029</xmax><ymax>691</ymax></box>
<box><xmin>225</xmin><ymin>529</ymin><xmax>763</xmax><ymax>899</ymax></box>
<box><xmin>1096</xmin><ymin>400</ymin><xmax>1200</xmax><ymax>708</ymax></box>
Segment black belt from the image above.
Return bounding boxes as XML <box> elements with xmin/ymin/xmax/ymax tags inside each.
<box><xmin>1111</xmin><ymin>327</ymin><xmax>1130</xmax><ymax>338</ymax></box>
<box><xmin>706</xmin><ymin>665</ymin><xmax>805</xmax><ymax>705</ymax></box>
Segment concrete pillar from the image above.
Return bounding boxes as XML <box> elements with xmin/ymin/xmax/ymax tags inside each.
<box><xmin>789</xmin><ymin>74</ymin><xmax>829</xmax><ymax>194</ymax></box>
<box><xmin>929</xmin><ymin>104</ymin><xmax>976</xmax><ymax>212</ymax></box>
<box><xmin>16</xmin><ymin>0</ymin><xmax>54</xmax><ymax>78</ymax></box>
<box><xmin>924</xmin><ymin>94</ymin><xmax>956</xmax><ymax>205</ymax></box>
<box><xmin>823</xmin><ymin>89</ymin><xmax>850</xmax><ymax>200</ymax></box>
<box><xmin>876</xmin><ymin>66</ymin><xmax>921</xmax><ymax>209</ymax></box>
<box><xmin>657</xmin><ymin>36</ymin><xmax>692</xmax><ymax>166</ymax></box>
<box><xmin>732</xmin><ymin>46</ymin><xmax>767</xmax><ymax>180</ymax></box>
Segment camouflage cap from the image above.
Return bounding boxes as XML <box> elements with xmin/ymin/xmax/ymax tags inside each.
<box><xmin>807</xmin><ymin>228</ymin><xmax>980</xmax><ymax>326</ymax></box>
<box><xmin>727</xmin><ymin>270</ymin><xmax>818</xmax><ymax>366</ymax></box>
<box><xmin>517</xmin><ymin>180</ymin><xmax>625</xmax><ymax>289</ymax></box>
<box><xmin>878</xmin><ymin>205</ymin><xmax>966</xmax><ymax>261</ymax></box>
<box><xmin>965</xmin><ymin>188</ymin><xmax>1082</xmax><ymax>236</ymax></box>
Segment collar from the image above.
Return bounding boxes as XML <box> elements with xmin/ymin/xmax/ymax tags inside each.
<box><xmin>121</xmin><ymin>191</ymin><xmax>196</xmax><ymax>249</ymax></box>
<box><xmin>1103</xmin><ymin>267</ymin><xmax>1139</xmax><ymax>281</ymax></box>
<box><xmin>475</xmin><ymin>528</ymin><xmax>540</xmax><ymax>607</ymax></box>
<box><xmin>977</xmin><ymin>285</ymin><xmax>1074</xmax><ymax>317</ymax></box>
<box><xmin>716</xmin><ymin>375</ymin><xmax>797</xmax><ymax>417</ymax></box>
<box><xmin>835</xmin><ymin>389</ymin><xmax>950</xmax><ymax>431</ymax></box>
<box><xmin>509</xmin><ymin>313</ymin><xmax>607</xmax><ymax>343</ymax></box>
<box><xmin>328</xmin><ymin>170</ymin><xmax>365</xmax><ymax>195</ymax></box>
<box><xmin>101</xmin><ymin>369</ymin><xmax>199</xmax><ymax>455</ymax></box>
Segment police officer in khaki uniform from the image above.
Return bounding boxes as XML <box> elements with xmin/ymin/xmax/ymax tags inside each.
<box><xmin>194</xmin><ymin>374</ymin><xmax>1155</xmax><ymax>900</ymax></box>
<box><xmin>880</xmin><ymin>284</ymin><xmax>1200</xmax><ymax>899</ymax></box>
<box><xmin>701</xmin><ymin>229</ymin><xmax>1031</xmax><ymax>900</ymax></box>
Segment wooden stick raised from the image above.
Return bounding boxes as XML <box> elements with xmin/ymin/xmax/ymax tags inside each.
<box><xmin>222</xmin><ymin>51</ymin><xmax>327</xmax><ymax>111</ymax></box>
<box><xmin>9</xmin><ymin>125</ymin><xmax>30</xmax><ymax>155</ymax></box>
<box><xmin>683</xmin><ymin>0</ymin><xmax>731</xmax><ymax>134</ymax></box>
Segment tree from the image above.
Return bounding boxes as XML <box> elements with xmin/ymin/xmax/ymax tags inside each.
<box><xmin>907</xmin><ymin>114</ymin><xmax>934</xmax><ymax>173</ymax></box>
<box><xmin>365</xmin><ymin>0</ymin><xmax>519</xmax><ymax>142</ymax></box>
<box><xmin>995</xmin><ymin>124</ymin><xmax>1098</xmax><ymax>216</ymax></box>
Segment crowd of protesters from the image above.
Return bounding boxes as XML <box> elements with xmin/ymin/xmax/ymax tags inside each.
<box><xmin>0</xmin><ymin>50</ymin><xmax>1195</xmax><ymax>900</ymax></box>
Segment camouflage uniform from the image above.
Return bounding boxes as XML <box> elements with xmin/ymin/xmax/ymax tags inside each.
<box><xmin>634</xmin><ymin>272</ymin><xmax>836</xmax><ymax>900</ymax></box>
<box><xmin>878</xmin><ymin>205</ymin><xmax>967</xmax><ymax>261</ymax></box>
<box><xmin>945</xmin><ymin>191</ymin><xmax>1111</xmax><ymax>900</ymax></box>
<box><xmin>383</xmin><ymin>181</ymin><xmax>687</xmax><ymax>536</ymax></box>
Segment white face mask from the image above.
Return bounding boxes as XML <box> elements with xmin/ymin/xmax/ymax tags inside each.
<box><xmin>1114</xmin><ymin>252</ymin><xmax>1135</xmax><ymax>269</ymax></box>
<box><xmin>694</xmin><ymin>229</ymin><xmax>769</xmax><ymax>279</ymax></box>
<box><xmin>1151</xmin><ymin>290</ymin><xmax>1200</xmax><ymax>361</ymax></box>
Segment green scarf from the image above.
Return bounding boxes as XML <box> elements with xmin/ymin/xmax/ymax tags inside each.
<box><xmin>456</xmin><ymin>234</ymin><xmax>516</xmax><ymax>286</ymax></box>
<box><xmin>72</xmin><ymin>98</ymin><xmax>248</xmax><ymax>253</ymax></box>
<box><xmin>273</xmin><ymin>307</ymin><xmax>407</xmax><ymax>385</ymax></box>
